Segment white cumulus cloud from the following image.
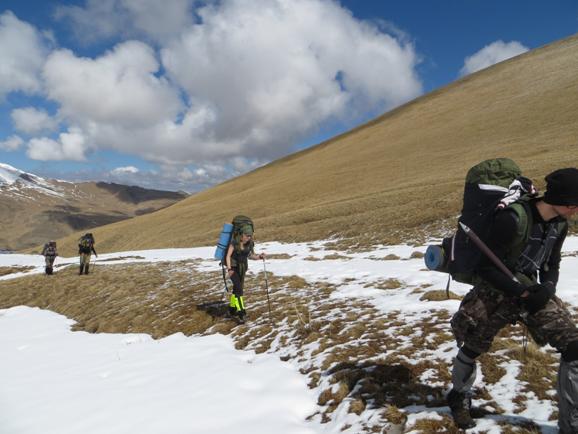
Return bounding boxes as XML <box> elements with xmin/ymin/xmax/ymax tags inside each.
<box><xmin>43</xmin><ymin>41</ymin><xmax>183</xmax><ymax>127</ymax></box>
<box><xmin>161</xmin><ymin>0</ymin><xmax>422</xmax><ymax>160</ymax></box>
<box><xmin>0</xmin><ymin>11</ymin><xmax>50</xmax><ymax>98</ymax></box>
<box><xmin>111</xmin><ymin>166</ymin><xmax>140</xmax><ymax>175</ymax></box>
<box><xmin>26</xmin><ymin>128</ymin><xmax>88</xmax><ymax>161</ymax></box>
<box><xmin>0</xmin><ymin>135</ymin><xmax>24</xmax><ymax>151</ymax></box>
<box><xmin>460</xmin><ymin>40</ymin><xmax>529</xmax><ymax>76</ymax></box>
<box><xmin>23</xmin><ymin>0</ymin><xmax>423</xmax><ymax>176</ymax></box>
<box><xmin>11</xmin><ymin>107</ymin><xmax>59</xmax><ymax>134</ymax></box>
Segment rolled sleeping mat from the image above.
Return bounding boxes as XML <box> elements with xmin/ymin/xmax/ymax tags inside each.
<box><xmin>214</xmin><ymin>223</ymin><xmax>234</xmax><ymax>260</ymax></box>
<box><xmin>424</xmin><ymin>245</ymin><xmax>447</xmax><ymax>272</ymax></box>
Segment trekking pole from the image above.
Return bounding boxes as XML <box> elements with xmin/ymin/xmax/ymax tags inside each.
<box><xmin>220</xmin><ymin>263</ymin><xmax>230</xmax><ymax>300</ymax></box>
<box><xmin>262</xmin><ymin>259</ymin><xmax>272</xmax><ymax>323</ymax></box>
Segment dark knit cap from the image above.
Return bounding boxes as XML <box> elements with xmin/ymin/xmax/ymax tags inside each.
<box><xmin>544</xmin><ymin>168</ymin><xmax>578</xmax><ymax>206</ymax></box>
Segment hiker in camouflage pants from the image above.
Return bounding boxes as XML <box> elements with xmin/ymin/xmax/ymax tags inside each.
<box><xmin>78</xmin><ymin>233</ymin><xmax>97</xmax><ymax>275</ymax></box>
<box><xmin>448</xmin><ymin>168</ymin><xmax>578</xmax><ymax>433</ymax></box>
<box><xmin>41</xmin><ymin>240</ymin><xmax>57</xmax><ymax>275</ymax></box>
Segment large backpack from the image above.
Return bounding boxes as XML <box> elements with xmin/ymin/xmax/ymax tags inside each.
<box><xmin>214</xmin><ymin>215</ymin><xmax>254</xmax><ymax>295</ymax></box>
<box><xmin>44</xmin><ymin>241</ymin><xmax>57</xmax><ymax>256</ymax></box>
<box><xmin>425</xmin><ymin>158</ymin><xmax>536</xmax><ymax>284</ymax></box>
<box><xmin>79</xmin><ymin>233</ymin><xmax>94</xmax><ymax>253</ymax></box>
<box><xmin>231</xmin><ymin>215</ymin><xmax>254</xmax><ymax>246</ymax></box>
<box><xmin>214</xmin><ymin>215</ymin><xmax>254</xmax><ymax>262</ymax></box>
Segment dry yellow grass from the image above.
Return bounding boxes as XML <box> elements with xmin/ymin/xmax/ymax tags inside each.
<box><xmin>420</xmin><ymin>289</ymin><xmax>461</xmax><ymax>301</ymax></box>
<box><xmin>1</xmin><ymin>259</ymin><xmax>568</xmax><ymax>432</ymax></box>
<box><xmin>47</xmin><ymin>34</ymin><xmax>578</xmax><ymax>256</ymax></box>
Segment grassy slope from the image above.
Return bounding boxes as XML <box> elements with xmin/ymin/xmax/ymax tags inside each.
<box><xmin>56</xmin><ymin>35</ymin><xmax>578</xmax><ymax>255</ymax></box>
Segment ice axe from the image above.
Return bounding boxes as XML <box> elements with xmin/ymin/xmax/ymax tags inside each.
<box><xmin>459</xmin><ymin>222</ymin><xmax>520</xmax><ymax>283</ymax></box>
<box><xmin>459</xmin><ymin>222</ymin><xmax>533</xmax><ymax>350</ymax></box>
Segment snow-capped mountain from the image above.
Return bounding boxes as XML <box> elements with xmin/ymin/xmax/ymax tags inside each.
<box><xmin>0</xmin><ymin>163</ymin><xmax>64</xmax><ymax>198</ymax></box>
<box><xmin>0</xmin><ymin>163</ymin><xmax>187</xmax><ymax>251</ymax></box>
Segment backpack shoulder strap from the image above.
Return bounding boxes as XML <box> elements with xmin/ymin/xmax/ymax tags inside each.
<box><xmin>507</xmin><ymin>199</ymin><xmax>533</xmax><ymax>263</ymax></box>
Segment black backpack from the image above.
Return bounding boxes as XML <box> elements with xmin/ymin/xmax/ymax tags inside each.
<box><xmin>425</xmin><ymin>158</ymin><xmax>536</xmax><ymax>284</ymax></box>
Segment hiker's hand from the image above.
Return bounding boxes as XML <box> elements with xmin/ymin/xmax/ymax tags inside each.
<box><xmin>523</xmin><ymin>282</ymin><xmax>555</xmax><ymax>314</ymax></box>
<box><xmin>259</xmin><ymin>253</ymin><xmax>266</xmax><ymax>260</ymax></box>
<box><xmin>227</xmin><ymin>269</ymin><xmax>234</xmax><ymax>277</ymax></box>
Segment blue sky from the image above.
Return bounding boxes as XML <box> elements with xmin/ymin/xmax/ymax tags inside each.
<box><xmin>0</xmin><ymin>0</ymin><xmax>577</xmax><ymax>192</ymax></box>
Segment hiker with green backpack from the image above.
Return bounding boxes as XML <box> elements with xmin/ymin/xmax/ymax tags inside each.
<box><xmin>41</xmin><ymin>240</ymin><xmax>58</xmax><ymax>275</ymax></box>
<box><xmin>222</xmin><ymin>217</ymin><xmax>265</xmax><ymax>323</ymax></box>
<box><xmin>78</xmin><ymin>233</ymin><xmax>97</xmax><ymax>275</ymax></box>
<box><xmin>434</xmin><ymin>161</ymin><xmax>578</xmax><ymax>432</ymax></box>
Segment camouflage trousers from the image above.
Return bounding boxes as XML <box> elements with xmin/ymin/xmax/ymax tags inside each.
<box><xmin>451</xmin><ymin>286</ymin><xmax>578</xmax><ymax>355</ymax></box>
<box><xmin>79</xmin><ymin>253</ymin><xmax>92</xmax><ymax>267</ymax></box>
<box><xmin>44</xmin><ymin>256</ymin><xmax>55</xmax><ymax>267</ymax></box>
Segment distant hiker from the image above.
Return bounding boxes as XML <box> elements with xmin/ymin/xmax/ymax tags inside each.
<box><xmin>78</xmin><ymin>233</ymin><xmax>97</xmax><ymax>275</ymax></box>
<box><xmin>224</xmin><ymin>222</ymin><xmax>265</xmax><ymax>323</ymax></box>
<box><xmin>41</xmin><ymin>240</ymin><xmax>57</xmax><ymax>275</ymax></box>
<box><xmin>447</xmin><ymin>168</ymin><xmax>578</xmax><ymax>433</ymax></box>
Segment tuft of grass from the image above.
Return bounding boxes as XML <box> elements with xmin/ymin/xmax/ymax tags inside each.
<box><xmin>383</xmin><ymin>405</ymin><xmax>407</xmax><ymax>425</ymax></box>
<box><xmin>264</xmin><ymin>253</ymin><xmax>294</xmax><ymax>259</ymax></box>
<box><xmin>508</xmin><ymin>342</ymin><xmax>557</xmax><ymax>401</ymax></box>
<box><xmin>479</xmin><ymin>353</ymin><xmax>508</xmax><ymax>385</ymax></box>
<box><xmin>96</xmin><ymin>255</ymin><xmax>145</xmax><ymax>262</ymax></box>
<box><xmin>323</xmin><ymin>253</ymin><xmax>350</xmax><ymax>260</ymax></box>
<box><xmin>382</xmin><ymin>254</ymin><xmax>401</xmax><ymax>261</ymax></box>
<box><xmin>420</xmin><ymin>290</ymin><xmax>461</xmax><ymax>301</ymax></box>
<box><xmin>411</xmin><ymin>415</ymin><xmax>462</xmax><ymax>433</ymax></box>
<box><xmin>497</xmin><ymin>420</ymin><xmax>542</xmax><ymax>433</ymax></box>
<box><xmin>364</xmin><ymin>278</ymin><xmax>402</xmax><ymax>290</ymax></box>
<box><xmin>304</xmin><ymin>256</ymin><xmax>322</xmax><ymax>261</ymax></box>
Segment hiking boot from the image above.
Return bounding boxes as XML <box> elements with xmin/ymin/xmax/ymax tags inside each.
<box><xmin>447</xmin><ymin>389</ymin><xmax>475</xmax><ymax>429</ymax></box>
<box><xmin>84</xmin><ymin>265</ymin><xmax>89</xmax><ymax>275</ymax></box>
<box><xmin>231</xmin><ymin>309</ymin><xmax>246</xmax><ymax>324</ymax></box>
<box><xmin>228</xmin><ymin>306</ymin><xmax>237</xmax><ymax>318</ymax></box>
<box><xmin>79</xmin><ymin>265</ymin><xmax>84</xmax><ymax>275</ymax></box>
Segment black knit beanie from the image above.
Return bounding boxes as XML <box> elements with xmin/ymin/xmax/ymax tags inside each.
<box><xmin>544</xmin><ymin>168</ymin><xmax>578</xmax><ymax>206</ymax></box>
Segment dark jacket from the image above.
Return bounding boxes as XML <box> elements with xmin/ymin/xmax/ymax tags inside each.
<box><xmin>477</xmin><ymin>199</ymin><xmax>567</xmax><ymax>296</ymax></box>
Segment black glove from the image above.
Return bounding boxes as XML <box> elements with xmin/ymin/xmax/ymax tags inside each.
<box><xmin>523</xmin><ymin>282</ymin><xmax>555</xmax><ymax>314</ymax></box>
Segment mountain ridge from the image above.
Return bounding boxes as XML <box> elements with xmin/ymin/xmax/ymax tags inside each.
<box><xmin>0</xmin><ymin>163</ymin><xmax>188</xmax><ymax>251</ymax></box>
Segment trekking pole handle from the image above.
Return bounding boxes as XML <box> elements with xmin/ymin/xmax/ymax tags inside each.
<box><xmin>459</xmin><ymin>222</ymin><xmax>520</xmax><ymax>283</ymax></box>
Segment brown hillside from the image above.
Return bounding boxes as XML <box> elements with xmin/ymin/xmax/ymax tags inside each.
<box><xmin>2</xmin><ymin>180</ymin><xmax>187</xmax><ymax>251</ymax></box>
<box><xmin>56</xmin><ymin>34</ymin><xmax>578</xmax><ymax>255</ymax></box>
